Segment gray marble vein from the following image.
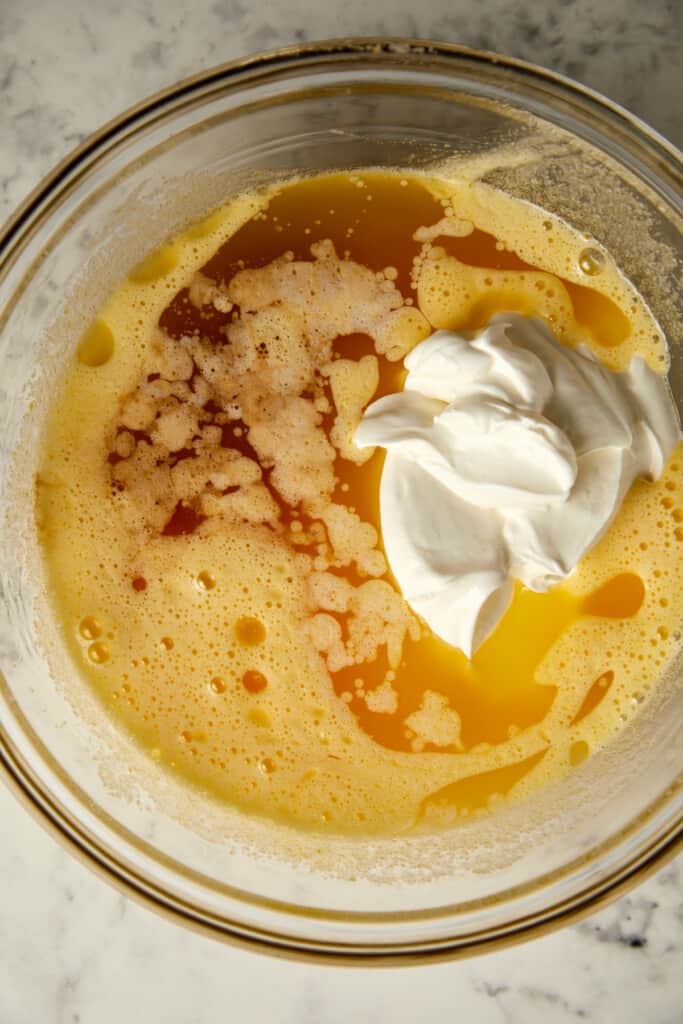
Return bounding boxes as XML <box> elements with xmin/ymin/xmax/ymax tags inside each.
<box><xmin>0</xmin><ymin>1</ymin><xmax>681</xmax><ymax>1022</ymax></box>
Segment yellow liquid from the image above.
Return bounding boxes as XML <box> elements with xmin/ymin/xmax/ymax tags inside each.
<box><xmin>35</xmin><ymin>170</ymin><xmax>683</xmax><ymax>835</ymax></box>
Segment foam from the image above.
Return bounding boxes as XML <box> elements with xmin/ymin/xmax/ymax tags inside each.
<box><xmin>35</xmin><ymin>169</ymin><xmax>682</xmax><ymax>837</ymax></box>
<box><xmin>422</xmin><ymin>172</ymin><xmax>668</xmax><ymax>372</ymax></box>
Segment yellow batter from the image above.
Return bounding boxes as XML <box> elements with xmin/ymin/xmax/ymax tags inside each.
<box><xmin>35</xmin><ymin>170</ymin><xmax>682</xmax><ymax>835</ymax></box>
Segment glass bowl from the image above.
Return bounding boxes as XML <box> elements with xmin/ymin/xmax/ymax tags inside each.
<box><xmin>0</xmin><ymin>39</ymin><xmax>681</xmax><ymax>962</ymax></box>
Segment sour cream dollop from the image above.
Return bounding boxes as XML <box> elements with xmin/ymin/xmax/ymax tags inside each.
<box><xmin>355</xmin><ymin>313</ymin><xmax>680</xmax><ymax>658</ymax></box>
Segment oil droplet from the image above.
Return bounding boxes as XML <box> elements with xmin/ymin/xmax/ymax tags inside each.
<box><xmin>77</xmin><ymin>319</ymin><xmax>114</xmax><ymax>367</ymax></box>
<box><xmin>578</xmin><ymin>248</ymin><xmax>605</xmax><ymax>276</ymax></box>
<box><xmin>569</xmin><ymin>740</ymin><xmax>590</xmax><ymax>766</ymax></box>
<box><xmin>79</xmin><ymin>616</ymin><xmax>102</xmax><ymax>641</ymax></box>
<box><xmin>196</xmin><ymin>570</ymin><xmax>216</xmax><ymax>591</ymax></box>
<box><xmin>180</xmin><ymin>730</ymin><xmax>192</xmax><ymax>744</ymax></box>
<box><xmin>242</xmin><ymin>668</ymin><xmax>268</xmax><ymax>693</ymax></box>
<box><xmin>259</xmin><ymin>757</ymin><xmax>275</xmax><ymax>775</ymax></box>
<box><xmin>132</xmin><ymin>576</ymin><xmax>147</xmax><ymax>592</ymax></box>
<box><xmin>235</xmin><ymin>616</ymin><xmax>266</xmax><ymax>646</ymax></box>
<box><xmin>209</xmin><ymin>676</ymin><xmax>226</xmax><ymax>694</ymax></box>
<box><xmin>128</xmin><ymin>244</ymin><xmax>178</xmax><ymax>283</ymax></box>
<box><xmin>88</xmin><ymin>641</ymin><xmax>110</xmax><ymax>664</ymax></box>
<box><xmin>160</xmin><ymin>636</ymin><xmax>174</xmax><ymax>651</ymax></box>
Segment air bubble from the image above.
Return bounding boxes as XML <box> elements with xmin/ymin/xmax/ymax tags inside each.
<box><xmin>209</xmin><ymin>676</ymin><xmax>226</xmax><ymax>694</ymax></box>
<box><xmin>578</xmin><ymin>248</ymin><xmax>605</xmax><ymax>276</ymax></box>
<box><xmin>88</xmin><ymin>641</ymin><xmax>110</xmax><ymax>664</ymax></box>
<box><xmin>79</xmin><ymin>616</ymin><xmax>102</xmax><ymax>641</ymax></box>
<box><xmin>196</xmin><ymin>570</ymin><xmax>216</xmax><ymax>590</ymax></box>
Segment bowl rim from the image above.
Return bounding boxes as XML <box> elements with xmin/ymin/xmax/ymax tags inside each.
<box><xmin>1</xmin><ymin>36</ymin><xmax>681</xmax><ymax>257</ymax></box>
<box><xmin>2</xmin><ymin>743</ymin><xmax>680</xmax><ymax>965</ymax></box>
<box><xmin>0</xmin><ymin>36</ymin><xmax>681</xmax><ymax>962</ymax></box>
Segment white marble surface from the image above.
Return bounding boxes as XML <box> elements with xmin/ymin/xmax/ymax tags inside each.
<box><xmin>1</xmin><ymin>1</ymin><xmax>682</xmax><ymax>1021</ymax></box>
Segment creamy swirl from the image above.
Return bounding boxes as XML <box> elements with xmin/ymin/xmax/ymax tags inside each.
<box><xmin>355</xmin><ymin>313</ymin><xmax>680</xmax><ymax>657</ymax></box>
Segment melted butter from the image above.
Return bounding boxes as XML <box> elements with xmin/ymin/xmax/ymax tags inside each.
<box><xmin>433</xmin><ymin>227</ymin><xmax>631</xmax><ymax>347</ymax></box>
<box><xmin>571</xmin><ymin>670</ymin><xmax>614</xmax><ymax>726</ymax></box>
<box><xmin>35</xmin><ymin>170</ymin><xmax>682</xmax><ymax>835</ymax></box>
<box><xmin>336</xmin><ymin>573</ymin><xmax>644</xmax><ymax>754</ymax></box>
<box><xmin>420</xmin><ymin>749</ymin><xmax>549</xmax><ymax>824</ymax></box>
<box><xmin>77</xmin><ymin>319</ymin><xmax>115</xmax><ymax>367</ymax></box>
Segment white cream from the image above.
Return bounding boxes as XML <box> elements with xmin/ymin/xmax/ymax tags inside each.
<box><xmin>355</xmin><ymin>313</ymin><xmax>680</xmax><ymax>657</ymax></box>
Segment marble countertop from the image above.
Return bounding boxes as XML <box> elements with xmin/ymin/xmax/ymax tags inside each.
<box><xmin>1</xmin><ymin>1</ymin><xmax>681</xmax><ymax>1021</ymax></box>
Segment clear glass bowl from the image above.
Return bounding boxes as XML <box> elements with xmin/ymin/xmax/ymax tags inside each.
<box><xmin>0</xmin><ymin>39</ymin><xmax>681</xmax><ymax>962</ymax></box>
